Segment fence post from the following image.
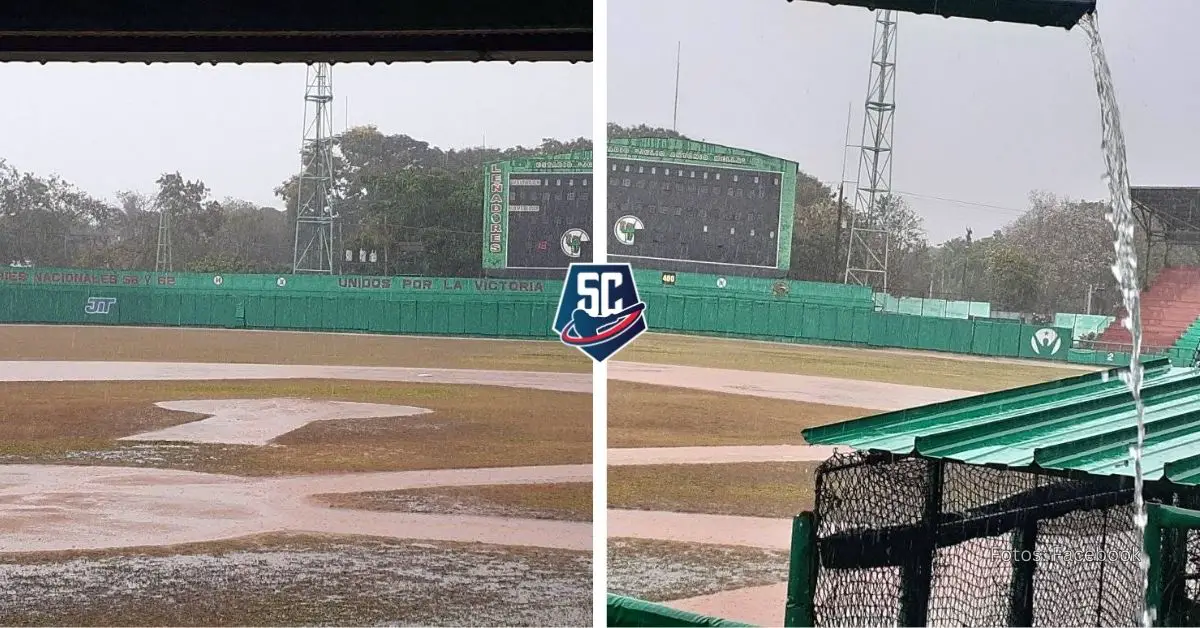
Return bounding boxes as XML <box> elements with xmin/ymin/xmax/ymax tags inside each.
<box><xmin>1144</xmin><ymin>505</ymin><xmax>1162</xmax><ymax>627</ymax></box>
<box><xmin>899</xmin><ymin>460</ymin><xmax>944</xmax><ymax>626</ymax></box>
<box><xmin>784</xmin><ymin>511</ymin><xmax>817</xmax><ymax>627</ymax></box>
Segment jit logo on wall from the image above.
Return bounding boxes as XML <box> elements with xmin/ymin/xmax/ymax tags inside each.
<box><xmin>84</xmin><ymin>297</ymin><xmax>117</xmax><ymax>315</ymax></box>
<box><xmin>1030</xmin><ymin>328</ymin><xmax>1063</xmax><ymax>356</ymax></box>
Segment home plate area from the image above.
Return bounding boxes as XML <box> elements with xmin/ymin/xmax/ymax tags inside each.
<box><xmin>0</xmin><ymin>363</ymin><xmax>592</xmax><ymax>626</ymax></box>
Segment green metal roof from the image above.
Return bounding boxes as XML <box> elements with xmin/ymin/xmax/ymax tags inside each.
<box><xmin>803</xmin><ymin>358</ymin><xmax>1200</xmax><ymax>486</ymax></box>
<box><xmin>800</xmin><ymin>0</ymin><xmax>1096</xmax><ymax>29</ymax></box>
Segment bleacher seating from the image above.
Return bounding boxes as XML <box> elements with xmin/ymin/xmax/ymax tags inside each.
<box><xmin>1095</xmin><ymin>266</ymin><xmax>1200</xmax><ymax>351</ymax></box>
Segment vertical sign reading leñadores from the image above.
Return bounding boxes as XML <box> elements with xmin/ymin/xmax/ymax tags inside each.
<box><xmin>482</xmin><ymin>161</ymin><xmax>509</xmax><ymax>268</ymax></box>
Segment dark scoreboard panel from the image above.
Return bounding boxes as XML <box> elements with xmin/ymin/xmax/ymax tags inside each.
<box><xmin>608</xmin><ymin>158</ymin><xmax>783</xmax><ymax>270</ymax></box>
<box><xmin>505</xmin><ymin>172</ymin><xmax>592</xmax><ymax>269</ymax></box>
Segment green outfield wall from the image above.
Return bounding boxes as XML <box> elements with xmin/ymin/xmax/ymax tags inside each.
<box><xmin>0</xmin><ymin>266</ymin><xmax>1164</xmax><ymax>366</ymax></box>
<box><xmin>0</xmin><ymin>267</ymin><xmax>562</xmax><ymax>338</ymax></box>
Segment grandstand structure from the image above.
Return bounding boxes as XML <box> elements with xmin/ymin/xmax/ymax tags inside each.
<box><xmin>1092</xmin><ymin>188</ymin><xmax>1200</xmax><ymax>362</ymax></box>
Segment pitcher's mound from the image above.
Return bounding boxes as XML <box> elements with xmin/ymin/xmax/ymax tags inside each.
<box><xmin>120</xmin><ymin>398</ymin><xmax>431</xmax><ymax>446</ymax></box>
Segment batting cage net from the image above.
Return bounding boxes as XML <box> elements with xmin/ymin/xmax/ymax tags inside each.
<box><xmin>807</xmin><ymin>450</ymin><xmax>1200</xmax><ymax>627</ymax></box>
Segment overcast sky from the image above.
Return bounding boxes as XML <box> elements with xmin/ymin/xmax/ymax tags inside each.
<box><xmin>1</xmin><ymin>61</ymin><xmax>591</xmax><ymax>209</ymax></box>
<box><xmin>609</xmin><ymin>0</ymin><xmax>1200</xmax><ymax>243</ymax></box>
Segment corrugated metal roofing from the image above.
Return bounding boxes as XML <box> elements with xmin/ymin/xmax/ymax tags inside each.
<box><xmin>803</xmin><ymin>358</ymin><xmax>1200</xmax><ymax>486</ymax></box>
<box><xmin>800</xmin><ymin>0</ymin><xmax>1096</xmax><ymax>29</ymax></box>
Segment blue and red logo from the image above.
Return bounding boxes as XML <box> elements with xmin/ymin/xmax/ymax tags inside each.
<box><xmin>553</xmin><ymin>263</ymin><xmax>648</xmax><ymax>362</ymax></box>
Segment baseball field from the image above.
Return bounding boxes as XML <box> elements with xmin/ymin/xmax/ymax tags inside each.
<box><xmin>0</xmin><ymin>324</ymin><xmax>593</xmax><ymax>627</ymax></box>
<box><xmin>0</xmin><ymin>324</ymin><xmax>1096</xmax><ymax>626</ymax></box>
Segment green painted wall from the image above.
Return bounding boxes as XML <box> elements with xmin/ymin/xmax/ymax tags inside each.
<box><xmin>0</xmin><ymin>267</ymin><xmax>1144</xmax><ymax>367</ymax></box>
<box><xmin>636</xmin><ymin>269</ymin><xmax>872</xmax><ymax>308</ymax></box>
<box><xmin>0</xmin><ymin>268</ymin><xmax>561</xmax><ymax>339</ymax></box>
<box><xmin>0</xmin><ymin>267</ymin><xmax>558</xmax><ymax>295</ymax></box>
<box><xmin>635</xmin><ymin>289</ymin><xmax>1072</xmax><ymax>362</ymax></box>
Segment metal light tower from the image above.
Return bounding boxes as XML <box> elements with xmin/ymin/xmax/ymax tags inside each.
<box><xmin>843</xmin><ymin>9</ymin><xmax>898</xmax><ymax>291</ymax></box>
<box><xmin>155</xmin><ymin>206</ymin><xmax>172</xmax><ymax>272</ymax></box>
<box><xmin>292</xmin><ymin>63</ymin><xmax>338</xmax><ymax>274</ymax></box>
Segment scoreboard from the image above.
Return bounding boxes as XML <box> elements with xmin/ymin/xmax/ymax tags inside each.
<box><xmin>608</xmin><ymin>138</ymin><xmax>796</xmax><ymax>277</ymax></box>
<box><xmin>482</xmin><ymin>152</ymin><xmax>592</xmax><ymax>275</ymax></box>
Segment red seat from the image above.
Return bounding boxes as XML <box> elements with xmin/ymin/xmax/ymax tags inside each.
<box><xmin>1094</xmin><ymin>266</ymin><xmax>1200</xmax><ymax>351</ymax></box>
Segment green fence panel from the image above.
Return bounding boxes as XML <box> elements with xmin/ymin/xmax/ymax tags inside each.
<box><xmin>716</xmin><ymin>298</ymin><xmax>737</xmax><ymax>336</ymax></box>
<box><xmin>360</xmin><ymin>298</ymin><xmax>387</xmax><ymax>333</ymax></box>
<box><xmin>865</xmin><ymin>312</ymin><xmax>890</xmax><ymax>347</ymax></box>
<box><xmin>968</xmin><ymin>320</ymin><xmax>992</xmax><ymax>355</ymax></box>
<box><xmin>916</xmin><ymin>317</ymin><xmax>944</xmax><ymax>351</ymax></box>
<box><xmin>7</xmin><ymin>289</ymin><xmax>28</xmax><ymax>322</ymax></box>
<box><xmin>159</xmin><ymin>292</ymin><xmax>185</xmax><ymax>326</ymax></box>
<box><xmin>821</xmin><ymin>304</ymin><xmax>848</xmax><ymax>341</ymax></box>
<box><xmin>664</xmin><ymin>293</ymin><xmax>689</xmax><ymax>331</ymax></box>
<box><xmin>462</xmin><ymin>298</ymin><xmax>487</xmax><ymax>337</ymax></box>
<box><xmin>829</xmin><ymin>304</ymin><xmax>856</xmax><ymax>343</ymax></box>
<box><xmin>846</xmin><ymin>309</ymin><xmax>868</xmax><ymax>344</ymax></box>
<box><xmin>1016</xmin><ymin>325</ymin><xmax>1071</xmax><ymax>361</ymax></box>
<box><xmin>333</xmin><ymin>296</ymin><xmax>362</xmax><ymax>332</ymax></box>
<box><xmin>182</xmin><ymin>292</ymin><xmax>204</xmax><ymax>327</ymax></box>
<box><xmin>640</xmin><ymin>292</ymin><xmax>664</xmax><ymax>330</ymax></box>
<box><xmin>649</xmin><ymin>292</ymin><xmax>671</xmax><ymax>330</ymax></box>
<box><xmin>442</xmin><ymin>299</ymin><xmax>463</xmax><ymax>336</ymax></box>
<box><xmin>316</xmin><ymin>296</ymin><xmax>338</xmax><ymax>331</ymax></box>
<box><xmin>764</xmin><ymin>300</ymin><xmax>790</xmax><ymax>339</ymax></box>
<box><xmin>949</xmin><ymin>317</ymin><xmax>976</xmax><ymax>353</ymax></box>
<box><xmin>999</xmin><ymin>322</ymin><xmax>1024</xmax><ymax>357</ymax></box>
<box><xmin>537</xmin><ymin>299</ymin><xmax>556</xmax><ymax>338</ymax></box>
<box><xmin>281</xmin><ymin>295</ymin><xmax>307</xmax><ymax>330</ymax></box>
<box><xmin>418</xmin><ymin>298</ymin><xmax>441</xmax><ymax>335</ymax></box>
<box><xmin>0</xmin><ymin>268</ymin><xmax>1131</xmax><ymax>359</ymax></box>
<box><xmin>502</xmin><ymin>300</ymin><xmax>526</xmax><ymax>338</ymax></box>
<box><xmin>743</xmin><ymin>299</ymin><xmax>766</xmax><ymax>337</ymax></box>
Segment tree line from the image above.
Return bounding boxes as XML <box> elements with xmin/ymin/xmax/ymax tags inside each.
<box><xmin>0</xmin><ymin>130</ymin><xmax>591</xmax><ymax>278</ymax></box>
<box><xmin>0</xmin><ymin>122</ymin><xmax>1174</xmax><ymax>315</ymax></box>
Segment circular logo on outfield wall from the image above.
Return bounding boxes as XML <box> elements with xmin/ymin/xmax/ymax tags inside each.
<box><xmin>213</xmin><ymin>275</ymin><xmax>223</xmax><ymax>286</ymax></box>
<box><xmin>277</xmin><ymin>277</ymin><xmax>287</xmax><ymax>287</ymax></box>
<box><xmin>716</xmin><ymin>277</ymin><xmax>728</xmax><ymax>289</ymax></box>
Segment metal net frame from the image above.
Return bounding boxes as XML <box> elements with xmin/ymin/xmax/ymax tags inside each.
<box><xmin>799</xmin><ymin>450</ymin><xmax>1200</xmax><ymax>627</ymax></box>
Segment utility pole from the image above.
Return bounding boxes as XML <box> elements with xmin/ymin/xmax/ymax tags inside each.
<box><xmin>833</xmin><ymin>102</ymin><xmax>853</xmax><ymax>283</ymax></box>
<box><xmin>960</xmin><ymin>227</ymin><xmax>972</xmax><ymax>299</ymax></box>
<box><xmin>672</xmin><ymin>41</ymin><xmax>682</xmax><ymax>132</ymax></box>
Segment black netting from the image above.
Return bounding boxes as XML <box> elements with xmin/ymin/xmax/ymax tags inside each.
<box><xmin>809</xmin><ymin>451</ymin><xmax>1175</xmax><ymax>627</ymax></box>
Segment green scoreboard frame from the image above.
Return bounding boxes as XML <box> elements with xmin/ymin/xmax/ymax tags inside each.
<box><xmin>482</xmin><ymin>150</ymin><xmax>593</xmax><ymax>271</ymax></box>
<box><xmin>608</xmin><ymin>137</ymin><xmax>797</xmax><ymax>274</ymax></box>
